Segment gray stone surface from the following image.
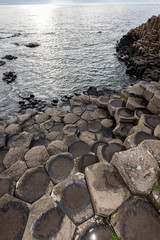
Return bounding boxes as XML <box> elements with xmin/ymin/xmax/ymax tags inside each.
<box><xmin>5</xmin><ymin>124</ymin><xmax>21</xmax><ymax>135</ymax></box>
<box><xmin>113</xmin><ymin>122</ymin><xmax>134</xmax><ymax>138</ymax></box>
<box><xmin>85</xmin><ymin>163</ymin><xmax>131</xmax><ymax>216</ymax></box>
<box><xmin>115</xmin><ymin>108</ymin><xmax>135</xmax><ymax>124</ymax></box>
<box><xmin>16</xmin><ymin>166</ymin><xmax>50</xmax><ymax>204</ymax></box>
<box><xmin>69</xmin><ymin>140</ymin><xmax>90</xmax><ymax>158</ymax></box>
<box><xmin>81</xmin><ymin>111</ymin><xmax>98</xmax><ymax>121</ymax></box>
<box><xmin>23</xmin><ymin>195</ymin><xmax>76</xmax><ymax>240</ymax></box>
<box><xmin>138</xmin><ymin>115</ymin><xmax>160</xmax><ymax>130</ymax></box>
<box><xmin>111</xmin><ymin>197</ymin><xmax>160</xmax><ymax>240</ymax></box>
<box><xmin>0</xmin><ymin>177</ymin><xmax>14</xmax><ymax>198</ymax></box>
<box><xmin>25</xmin><ymin>146</ymin><xmax>49</xmax><ymax>168</ymax></box>
<box><xmin>111</xmin><ymin>143</ymin><xmax>159</xmax><ymax>195</ymax></box>
<box><xmin>154</xmin><ymin>124</ymin><xmax>160</xmax><ymax>139</ymax></box>
<box><xmin>64</xmin><ymin>113</ymin><xmax>80</xmax><ymax>124</ymax></box>
<box><xmin>8</xmin><ymin>132</ymin><xmax>33</xmax><ymax>148</ymax></box>
<box><xmin>47</xmin><ymin>140</ymin><xmax>68</xmax><ymax>156</ymax></box>
<box><xmin>51</xmin><ymin>172</ymin><xmax>94</xmax><ymax>225</ymax></box>
<box><xmin>107</xmin><ymin>98</ymin><xmax>124</xmax><ymax>116</ymax></box>
<box><xmin>149</xmin><ymin>184</ymin><xmax>160</xmax><ymax>213</ymax></box>
<box><xmin>126</xmin><ymin>97</ymin><xmax>147</xmax><ymax>111</ymax></box>
<box><xmin>0</xmin><ymin>194</ymin><xmax>29</xmax><ymax>240</ymax></box>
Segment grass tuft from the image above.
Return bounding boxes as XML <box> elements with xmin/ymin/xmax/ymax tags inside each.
<box><xmin>111</xmin><ymin>232</ymin><xmax>120</xmax><ymax>240</ymax></box>
<box><xmin>152</xmin><ymin>181</ymin><xmax>159</xmax><ymax>191</ymax></box>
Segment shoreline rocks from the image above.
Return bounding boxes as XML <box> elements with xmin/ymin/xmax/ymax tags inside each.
<box><xmin>0</xmin><ymin>15</ymin><xmax>160</xmax><ymax>240</ymax></box>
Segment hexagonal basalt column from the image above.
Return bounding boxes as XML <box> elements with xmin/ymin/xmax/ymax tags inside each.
<box><xmin>46</xmin><ymin>153</ymin><xmax>75</xmax><ymax>184</ymax></box>
<box><xmin>69</xmin><ymin>141</ymin><xmax>90</xmax><ymax>158</ymax></box>
<box><xmin>51</xmin><ymin>173</ymin><xmax>94</xmax><ymax>225</ymax></box>
<box><xmin>85</xmin><ymin>163</ymin><xmax>131</xmax><ymax>216</ymax></box>
<box><xmin>138</xmin><ymin>115</ymin><xmax>160</xmax><ymax>130</ymax></box>
<box><xmin>96</xmin><ymin>96</ymin><xmax>109</xmax><ymax>109</ymax></box>
<box><xmin>107</xmin><ymin>98</ymin><xmax>124</xmax><ymax>117</ymax></box>
<box><xmin>75</xmin><ymin>153</ymin><xmax>98</xmax><ymax>173</ymax></box>
<box><xmin>23</xmin><ymin>195</ymin><xmax>76</xmax><ymax>240</ymax></box>
<box><xmin>124</xmin><ymin>131</ymin><xmax>158</xmax><ymax>149</ymax></box>
<box><xmin>126</xmin><ymin>97</ymin><xmax>147</xmax><ymax>111</ymax></box>
<box><xmin>114</xmin><ymin>108</ymin><xmax>135</xmax><ymax>124</ymax></box>
<box><xmin>111</xmin><ymin>142</ymin><xmax>159</xmax><ymax>195</ymax></box>
<box><xmin>15</xmin><ymin>166</ymin><xmax>50</xmax><ymax>204</ymax></box>
<box><xmin>0</xmin><ymin>194</ymin><xmax>29</xmax><ymax>240</ymax></box>
<box><xmin>110</xmin><ymin>197</ymin><xmax>160</xmax><ymax>240</ymax></box>
<box><xmin>8</xmin><ymin>132</ymin><xmax>32</xmax><ymax>148</ymax></box>
<box><xmin>97</xmin><ymin>143</ymin><xmax>124</xmax><ymax>163</ymax></box>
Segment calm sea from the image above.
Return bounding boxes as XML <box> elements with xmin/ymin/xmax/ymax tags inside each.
<box><xmin>0</xmin><ymin>4</ymin><xmax>160</xmax><ymax>118</ymax></box>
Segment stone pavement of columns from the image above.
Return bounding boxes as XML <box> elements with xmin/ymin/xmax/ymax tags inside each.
<box><xmin>0</xmin><ymin>80</ymin><xmax>160</xmax><ymax>240</ymax></box>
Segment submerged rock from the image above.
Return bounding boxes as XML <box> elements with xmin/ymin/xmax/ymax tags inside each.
<box><xmin>2</xmin><ymin>71</ymin><xmax>17</xmax><ymax>83</ymax></box>
<box><xmin>2</xmin><ymin>55</ymin><xmax>17</xmax><ymax>60</ymax></box>
<box><xmin>25</xmin><ymin>43</ymin><xmax>40</xmax><ymax>48</ymax></box>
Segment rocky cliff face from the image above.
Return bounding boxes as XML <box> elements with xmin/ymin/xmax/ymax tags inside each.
<box><xmin>117</xmin><ymin>15</ymin><xmax>160</xmax><ymax>82</ymax></box>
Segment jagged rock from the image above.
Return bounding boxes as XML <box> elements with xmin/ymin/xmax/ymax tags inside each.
<box><xmin>74</xmin><ymin>216</ymin><xmax>113</xmax><ymax>240</ymax></box>
<box><xmin>0</xmin><ymin>194</ymin><xmax>29</xmax><ymax>240</ymax></box>
<box><xmin>154</xmin><ymin>124</ymin><xmax>160</xmax><ymax>139</ymax></box>
<box><xmin>25</xmin><ymin>145</ymin><xmax>49</xmax><ymax>168</ymax></box>
<box><xmin>16</xmin><ymin>166</ymin><xmax>50</xmax><ymax>204</ymax></box>
<box><xmin>97</xmin><ymin>143</ymin><xmax>124</xmax><ymax>163</ymax></box>
<box><xmin>46</xmin><ymin>153</ymin><xmax>75</xmax><ymax>184</ymax></box>
<box><xmin>23</xmin><ymin>195</ymin><xmax>76</xmax><ymax>240</ymax></box>
<box><xmin>111</xmin><ymin>197</ymin><xmax>160</xmax><ymax>240</ymax></box>
<box><xmin>25</xmin><ymin>43</ymin><xmax>40</xmax><ymax>48</ymax></box>
<box><xmin>3</xmin><ymin>146</ymin><xmax>28</xmax><ymax>168</ymax></box>
<box><xmin>69</xmin><ymin>140</ymin><xmax>90</xmax><ymax>158</ymax></box>
<box><xmin>2</xmin><ymin>55</ymin><xmax>17</xmax><ymax>60</ymax></box>
<box><xmin>107</xmin><ymin>98</ymin><xmax>124</xmax><ymax>116</ymax></box>
<box><xmin>5</xmin><ymin>123</ymin><xmax>21</xmax><ymax>135</ymax></box>
<box><xmin>124</xmin><ymin>131</ymin><xmax>158</xmax><ymax>149</ymax></box>
<box><xmin>2</xmin><ymin>71</ymin><xmax>17</xmax><ymax>83</ymax></box>
<box><xmin>47</xmin><ymin>140</ymin><xmax>68</xmax><ymax>156</ymax></box>
<box><xmin>51</xmin><ymin>172</ymin><xmax>94</xmax><ymax>225</ymax></box>
<box><xmin>8</xmin><ymin>132</ymin><xmax>33</xmax><ymax>148</ymax></box>
<box><xmin>85</xmin><ymin>163</ymin><xmax>131</xmax><ymax>216</ymax></box>
<box><xmin>0</xmin><ymin>160</ymin><xmax>27</xmax><ymax>182</ymax></box>
<box><xmin>111</xmin><ymin>142</ymin><xmax>159</xmax><ymax>195</ymax></box>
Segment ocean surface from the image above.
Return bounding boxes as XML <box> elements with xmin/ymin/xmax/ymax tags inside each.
<box><xmin>0</xmin><ymin>4</ymin><xmax>160</xmax><ymax>118</ymax></box>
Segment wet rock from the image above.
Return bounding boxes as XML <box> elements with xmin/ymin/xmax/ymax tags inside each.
<box><xmin>23</xmin><ymin>124</ymin><xmax>42</xmax><ymax>139</ymax></box>
<box><xmin>25</xmin><ymin>145</ymin><xmax>49</xmax><ymax>168</ymax></box>
<box><xmin>124</xmin><ymin>131</ymin><xmax>158</xmax><ymax>149</ymax></box>
<box><xmin>0</xmin><ymin>177</ymin><xmax>14</xmax><ymax>198</ymax></box>
<box><xmin>35</xmin><ymin>113</ymin><xmax>49</xmax><ymax>124</ymax></box>
<box><xmin>3</xmin><ymin>146</ymin><xmax>28</xmax><ymax>168</ymax></box>
<box><xmin>8</xmin><ymin>132</ymin><xmax>32</xmax><ymax>148</ymax></box>
<box><xmin>69</xmin><ymin>140</ymin><xmax>90</xmax><ymax>158</ymax></box>
<box><xmin>76</xmin><ymin>153</ymin><xmax>98</xmax><ymax>173</ymax></box>
<box><xmin>23</xmin><ymin>195</ymin><xmax>76</xmax><ymax>240</ymax></box>
<box><xmin>101</xmin><ymin>126</ymin><xmax>113</xmax><ymax>139</ymax></box>
<box><xmin>71</xmin><ymin>105</ymin><xmax>84</xmax><ymax>115</ymax></box>
<box><xmin>107</xmin><ymin>98</ymin><xmax>124</xmax><ymax>117</ymax></box>
<box><xmin>111</xmin><ymin>197</ymin><xmax>160</xmax><ymax>240</ymax></box>
<box><xmin>0</xmin><ymin>60</ymin><xmax>6</xmax><ymax>66</ymax></box>
<box><xmin>86</xmin><ymin>103</ymin><xmax>97</xmax><ymax>111</ymax></box>
<box><xmin>96</xmin><ymin>96</ymin><xmax>109</xmax><ymax>108</ymax></box>
<box><xmin>81</xmin><ymin>110</ymin><xmax>98</xmax><ymax>121</ymax></box>
<box><xmin>5</xmin><ymin>123</ymin><xmax>21</xmax><ymax>135</ymax></box>
<box><xmin>0</xmin><ymin>134</ymin><xmax>6</xmax><ymax>148</ymax></box>
<box><xmin>16</xmin><ymin>166</ymin><xmax>50</xmax><ymax>204</ymax></box>
<box><xmin>2</xmin><ymin>71</ymin><xmax>17</xmax><ymax>83</ymax></box>
<box><xmin>111</xmin><ymin>142</ymin><xmax>159</xmax><ymax>195</ymax></box>
<box><xmin>0</xmin><ymin>160</ymin><xmax>27</xmax><ymax>183</ymax></box>
<box><xmin>51</xmin><ymin>172</ymin><xmax>94</xmax><ymax>225</ymax></box>
<box><xmin>113</xmin><ymin>122</ymin><xmax>135</xmax><ymax>138</ymax></box>
<box><xmin>63</xmin><ymin>124</ymin><xmax>77</xmax><ymax>136</ymax></box>
<box><xmin>25</xmin><ymin>43</ymin><xmax>40</xmax><ymax>48</ymax></box>
<box><xmin>98</xmin><ymin>143</ymin><xmax>124</xmax><ymax>163</ymax></box>
<box><xmin>154</xmin><ymin>124</ymin><xmax>160</xmax><ymax>139</ymax></box>
<box><xmin>85</xmin><ymin>163</ymin><xmax>131</xmax><ymax>216</ymax></box>
<box><xmin>138</xmin><ymin>114</ymin><xmax>160</xmax><ymax>129</ymax></box>
<box><xmin>2</xmin><ymin>55</ymin><xmax>17</xmax><ymax>60</ymax></box>
<box><xmin>46</xmin><ymin>153</ymin><xmax>75</xmax><ymax>184</ymax></box>
<box><xmin>0</xmin><ymin>194</ymin><xmax>29</xmax><ymax>240</ymax></box>
<box><xmin>115</xmin><ymin>107</ymin><xmax>135</xmax><ymax>124</ymax></box>
<box><xmin>47</xmin><ymin>140</ymin><xmax>68</xmax><ymax>156</ymax></box>
<box><xmin>126</xmin><ymin>84</ymin><xmax>144</xmax><ymax>98</ymax></box>
<box><xmin>45</xmin><ymin>107</ymin><xmax>58</xmax><ymax>116</ymax></box>
<box><xmin>58</xmin><ymin>102</ymin><xmax>71</xmax><ymax>112</ymax></box>
<box><xmin>126</xmin><ymin>97</ymin><xmax>147</xmax><ymax>111</ymax></box>
<box><xmin>74</xmin><ymin>216</ymin><xmax>113</xmax><ymax>240</ymax></box>
<box><xmin>64</xmin><ymin>113</ymin><xmax>80</xmax><ymax>124</ymax></box>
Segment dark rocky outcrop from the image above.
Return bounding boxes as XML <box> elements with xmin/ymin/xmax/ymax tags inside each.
<box><xmin>2</xmin><ymin>71</ymin><xmax>17</xmax><ymax>83</ymax></box>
